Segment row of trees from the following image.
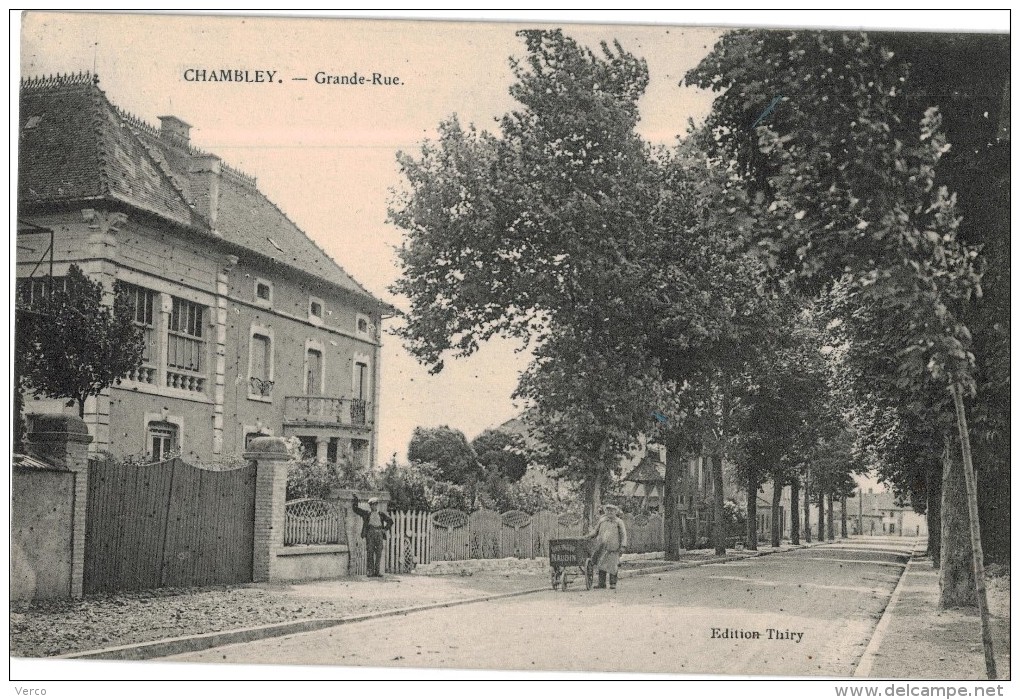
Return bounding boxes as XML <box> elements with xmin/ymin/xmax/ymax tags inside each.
<box><xmin>388</xmin><ymin>28</ymin><xmax>1008</xmax><ymax>659</ymax></box>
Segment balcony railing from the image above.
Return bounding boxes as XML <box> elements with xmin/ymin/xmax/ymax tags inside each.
<box><xmin>284</xmin><ymin>396</ymin><xmax>373</xmax><ymax>428</ymax></box>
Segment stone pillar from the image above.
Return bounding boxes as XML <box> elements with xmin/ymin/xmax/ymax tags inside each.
<box><xmin>245</xmin><ymin>436</ymin><xmax>291</xmax><ymax>582</ymax></box>
<box><xmin>212</xmin><ymin>254</ymin><xmax>238</xmax><ymax>454</ymax></box>
<box><xmin>315</xmin><ymin>437</ymin><xmax>329</xmax><ymax>463</ymax></box>
<box><xmin>25</xmin><ymin>414</ymin><xmax>93</xmax><ymax>598</ymax></box>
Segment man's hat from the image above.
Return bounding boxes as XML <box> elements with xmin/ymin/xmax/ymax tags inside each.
<box><xmin>603</xmin><ymin>504</ymin><xmax>621</xmax><ymax>515</ymax></box>
<box><xmin>368</xmin><ymin>497</ymin><xmax>379</xmax><ymax>505</ymax></box>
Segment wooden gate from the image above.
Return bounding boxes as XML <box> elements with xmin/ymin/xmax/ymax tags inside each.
<box><xmin>84</xmin><ymin>457</ymin><xmax>256</xmax><ymax>594</ymax></box>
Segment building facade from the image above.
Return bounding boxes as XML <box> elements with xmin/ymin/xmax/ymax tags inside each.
<box><xmin>17</xmin><ymin>73</ymin><xmax>393</xmax><ymax>467</ymax></box>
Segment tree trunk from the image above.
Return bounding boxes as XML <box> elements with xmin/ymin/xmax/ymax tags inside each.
<box><xmin>790</xmin><ymin>478</ymin><xmax>800</xmax><ymax>545</ymax></box>
<box><xmin>711</xmin><ymin>454</ymin><xmax>726</xmax><ymax>555</ymax></box>
<box><xmin>817</xmin><ymin>491</ymin><xmax>825</xmax><ymax>543</ymax></box>
<box><xmin>746</xmin><ymin>473</ymin><xmax>758</xmax><ymax>551</ymax></box>
<box><xmin>802</xmin><ymin>469</ymin><xmax>811</xmax><ymax>543</ymax></box>
<box><xmin>950</xmin><ymin>384</ymin><xmax>996</xmax><ymax>679</ymax></box>
<box><xmin>827</xmin><ymin>492</ymin><xmax>835</xmax><ymax>541</ymax></box>
<box><xmin>663</xmin><ymin>433</ymin><xmax>684</xmax><ymax>561</ymax></box>
<box><xmin>927</xmin><ymin>460</ymin><xmax>943</xmax><ymax>567</ymax></box>
<box><xmin>581</xmin><ymin>470</ymin><xmax>605</xmax><ymax>534</ymax></box>
<box><xmin>840</xmin><ymin>494</ymin><xmax>848</xmax><ymax>539</ymax></box>
<box><xmin>939</xmin><ymin>434</ymin><xmax>975</xmax><ymax>608</ymax></box>
<box><xmin>771</xmin><ymin>479</ymin><xmax>782</xmax><ymax>547</ymax></box>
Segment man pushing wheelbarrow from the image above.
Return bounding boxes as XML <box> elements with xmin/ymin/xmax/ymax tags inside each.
<box><xmin>585</xmin><ymin>504</ymin><xmax>628</xmax><ymax>590</ymax></box>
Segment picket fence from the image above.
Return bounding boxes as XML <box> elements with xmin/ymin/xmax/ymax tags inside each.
<box><xmin>383</xmin><ymin>508</ymin><xmax>664</xmax><ymax>574</ymax></box>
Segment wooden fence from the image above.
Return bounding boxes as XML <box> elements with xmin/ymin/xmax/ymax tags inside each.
<box><xmin>84</xmin><ymin>457</ymin><xmax>256</xmax><ymax>594</ymax></box>
<box><xmin>384</xmin><ymin>508</ymin><xmax>664</xmax><ymax>574</ymax></box>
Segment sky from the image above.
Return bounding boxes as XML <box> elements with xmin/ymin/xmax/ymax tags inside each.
<box><xmin>17</xmin><ymin>11</ymin><xmax>725</xmax><ymax>464</ymax></box>
<box><xmin>15</xmin><ymin>11</ymin><xmax>1008</xmax><ymax>473</ymax></box>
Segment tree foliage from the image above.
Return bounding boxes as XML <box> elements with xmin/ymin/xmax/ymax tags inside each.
<box><xmin>390</xmin><ymin>30</ymin><xmax>664</xmax><ymax>525</ymax></box>
<box><xmin>17</xmin><ymin>264</ymin><xmax>145</xmax><ymax>418</ymax></box>
<box><xmin>406</xmin><ymin>425</ymin><xmax>481</xmax><ymax>486</ymax></box>
<box><xmin>471</xmin><ymin>428</ymin><xmax>529</xmax><ymax>482</ymax></box>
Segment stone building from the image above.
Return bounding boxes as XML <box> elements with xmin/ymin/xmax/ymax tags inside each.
<box><xmin>16</xmin><ymin>73</ymin><xmax>393</xmax><ymax>466</ymax></box>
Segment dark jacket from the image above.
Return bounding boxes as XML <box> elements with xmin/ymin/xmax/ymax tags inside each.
<box><xmin>351</xmin><ymin>498</ymin><xmax>393</xmax><ymax>539</ymax></box>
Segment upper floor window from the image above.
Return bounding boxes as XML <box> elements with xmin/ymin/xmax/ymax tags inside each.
<box><xmin>355</xmin><ymin>312</ymin><xmax>372</xmax><ymax>339</ymax></box>
<box><xmin>120</xmin><ymin>283</ymin><xmax>158</xmax><ymax>385</ymax></box>
<box><xmin>167</xmin><ymin>297</ymin><xmax>206</xmax><ymax>392</ymax></box>
<box><xmin>16</xmin><ymin>276</ymin><xmax>66</xmax><ymax>309</ymax></box>
<box><xmin>305</xmin><ymin>348</ymin><xmax>323</xmax><ymax>395</ymax></box>
<box><xmin>254</xmin><ymin>278</ymin><xmax>273</xmax><ymax>307</ymax></box>
<box><xmin>249</xmin><ymin>331</ymin><xmax>274</xmax><ymax>399</ymax></box>
<box><xmin>309</xmin><ymin>297</ymin><xmax>324</xmax><ymax>325</ymax></box>
<box><xmin>354</xmin><ymin>361</ymin><xmax>369</xmax><ymax>400</ymax></box>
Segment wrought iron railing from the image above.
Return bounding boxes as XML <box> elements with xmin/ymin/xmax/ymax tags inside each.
<box><xmin>284</xmin><ymin>498</ymin><xmax>347</xmax><ymax>546</ymax></box>
<box><xmin>284</xmin><ymin>396</ymin><xmax>373</xmax><ymax>427</ymax></box>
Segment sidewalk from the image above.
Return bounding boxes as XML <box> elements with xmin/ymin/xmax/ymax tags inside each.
<box><xmin>856</xmin><ymin>543</ymin><xmax>1011</xmax><ymax>680</ymax></box>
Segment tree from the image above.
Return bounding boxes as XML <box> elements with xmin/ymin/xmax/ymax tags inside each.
<box><xmin>17</xmin><ymin>264</ymin><xmax>145</xmax><ymax>419</ymax></box>
<box><xmin>687</xmin><ymin>29</ymin><xmax>1000</xmax><ymax>676</ymax></box>
<box><xmin>406</xmin><ymin>426</ymin><xmax>482</xmax><ymax>487</ymax></box>
<box><xmin>641</xmin><ymin>136</ymin><xmax>786</xmax><ymax>558</ymax></box>
<box><xmin>390</xmin><ymin>30</ymin><xmax>662</xmax><ymax>528</ymax></box>
<box><xmin>819</xmin><ymin>279</ymin><xmax>946</xmax><ymax>561</ymax></box>
<box><xmin>514</xmin><ymin>325</ymin><xmax>663</xmax><ymax>530</ymax></box>
<box><xmin>471</xmin><ymin>429</ymin><xmax>529</xmax><ymax>482</ymax></box>
<box><xmin>380</xmin><ymin>457</ymin><xmax>471</xmax><ymax>512</ymax></box>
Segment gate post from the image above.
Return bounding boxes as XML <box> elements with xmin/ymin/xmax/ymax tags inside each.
<box><xmin>245</xmin><ymin>436</ymin><xmax>291</xmax><ymax>582</ymax></box>
<box><xmin>23</xmin><ymin>414</ymin><xmax>93</xmax><ymax>599</ymax></box>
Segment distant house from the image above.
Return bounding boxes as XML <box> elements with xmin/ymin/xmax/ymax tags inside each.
<box><xmin>844</xmin><ymin>490</ymin><xmax>927</xmax><ymax>537</ymax></box>
<box><xmin>16</xmin><ymin>73</ymin><xmax>394</xmax><ymax>465</ymax></box>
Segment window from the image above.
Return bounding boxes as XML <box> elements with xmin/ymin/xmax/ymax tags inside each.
<box><xmin>306</xmin><ymin>348</ymin><xmax>323</xmax><ymax>395</ymax></box>
<box><xmin>16</xmin><ymin>276</ymin><xmax>65</xmax><ymax>309</ymax></box>
<box><xmin>167</xmin><ymin>297</ymin><xmax>206</xmax><ymax>392</ymax></box>
<box><xmin>355</xmin><ymin>313</ymin><xmax>372</xmax><ymax>338</ymax></box>
<box><xmin>354</xmin><ymin>362</ymin><xmax>368</xmax><ymax>400</ymax></box>
<box><xmin>309</xmin><ymin>297</ymin><xmax>323</xmax><ymax>324</ymax></box>
<box><xmin>254</xmin><ymin>278</ymin><xmax>272</xmax><ymax>307</ymax></box>
<box><xmin>249</xmin><ymin>333</ymin><xmax>273</xmax><ymax>397</ymax></box>
<box><xmin>147</xmin><ymin>421</ymin><xmax>178</xmax><ymax>461</ymax></box>
<box><xmin>352</xmin><ymin>362</ymin><xmax>369</xmax><ymax>426</ymax></box>
<box><xmin>120</xmin><ymin>283</ymin><xmax>158</xmax><ymax>384</ymax></box>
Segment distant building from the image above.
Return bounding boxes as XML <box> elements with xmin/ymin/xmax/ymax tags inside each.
<box><xmin>844</xmin><ymin>489</ymin><xmax>928</xmax><ymax>537</ymax></box>
<box><xmin>17</xmin><ymin>73</ymin><xmax>394</xmax><ymax>465</ymax></box>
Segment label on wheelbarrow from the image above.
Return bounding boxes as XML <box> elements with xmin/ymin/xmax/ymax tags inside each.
<box><xmin>549</xmin><ymin>540</ymin><xmax>582</xmax><ymax>566</ymax></box>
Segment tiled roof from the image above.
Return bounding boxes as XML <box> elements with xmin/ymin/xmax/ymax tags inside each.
<box><xmin>18</xmin><ymin>73</ymin><xmax>389</xmax><ymax>309</ymax></box>
<box><xmin>19</xmin><ymin>73</ymin><xmax>200</xmax><ymax>228</ymax></box>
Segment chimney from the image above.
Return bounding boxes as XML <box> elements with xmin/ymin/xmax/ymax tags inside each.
<box><xmin>189</xmin><ymin>154</ymin><xmax>221</xmax><ymax>233</ymax></box>
<box><xmin>158</xmin><ymin>115</ymin><xmax>192</xmax><ymax>147</ymax></box>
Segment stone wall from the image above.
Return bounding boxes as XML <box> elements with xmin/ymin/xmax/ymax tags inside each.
<box><xmin>11</xmin><ymin>415</ymin><xmax>92</xmax><ymax>600</ymax></box>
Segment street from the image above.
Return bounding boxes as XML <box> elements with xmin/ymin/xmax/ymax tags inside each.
<box><xmin>164</xmin><ymin>539</ymin><xmax>914</xmax><ymax>676</ymax></box>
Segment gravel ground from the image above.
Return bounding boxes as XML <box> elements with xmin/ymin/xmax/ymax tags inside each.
<box><xmin>9</xmin><ymin>570</ymin><xmax>555</xmax><ymax>658</ymax></box>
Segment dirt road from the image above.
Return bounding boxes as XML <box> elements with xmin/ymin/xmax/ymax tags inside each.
<box><xmin>162</xmin><ymin>540</ymin><xmax>913</xmax><ymax>676</ymax></box>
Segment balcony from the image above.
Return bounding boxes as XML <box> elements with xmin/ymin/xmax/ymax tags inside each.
<box><xmin>284</xmin><ymin>396</ymin><xmax>373</xmax><ymax>429</ymax></box>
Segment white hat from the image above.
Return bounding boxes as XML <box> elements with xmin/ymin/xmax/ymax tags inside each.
<box><xmin>368</xmin><ymin>497</ymin><xmax>379</xmax><ymax>505</ymax></box>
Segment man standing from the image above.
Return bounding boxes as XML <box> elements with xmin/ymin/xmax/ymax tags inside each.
<box><xmin>586</xmin><ymin>504</ymin><xmax>628</xmax><ymax>590</ymax></box>
<box><xmin>352</xmin><ymin>495</ymin><xmax>393</xmax><ymax>577</ymax></box>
